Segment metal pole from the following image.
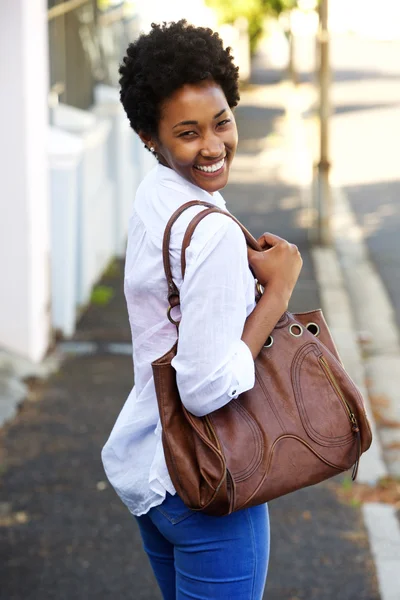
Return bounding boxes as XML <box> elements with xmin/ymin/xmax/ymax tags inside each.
<box><xmin>287</xmin><ymin>12</ymin><xmax>298</xmax><ymax>85</ymax></box>
<box><xmin>315</xmin><ymin>0</ymin><xmax>331</xmax><ymax>245</ymax></box>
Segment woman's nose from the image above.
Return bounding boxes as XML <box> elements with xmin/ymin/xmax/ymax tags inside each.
<box><xmin>201</xmin><ymin>134</ymin><xmax>224</xmax><ymax>158</ymax></box>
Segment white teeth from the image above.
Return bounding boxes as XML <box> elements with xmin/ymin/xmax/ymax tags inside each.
<box><xmin>195</xmin><ymin>158</ymin><xmax>225</xmax><ymax>173</ymax></box>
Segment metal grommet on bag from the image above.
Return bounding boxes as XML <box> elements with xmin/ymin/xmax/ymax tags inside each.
<box><xmin>289</xmin><ymin>323</ymin><xmax>303</xmax><ymax>337</ymax></box>
<box><xmin>306</xmin><ymin>322</ymin><xmax>320</xmax><ymax>337</ymax></box>
<box><xmin>264</xmin><ymin>335</ymin><xmax>274</xmax><ymax>348</ymax></box>
<box><xmin>167</xmin><ymin>306</ymin><xmax>180</xmax><ymax>327</ymax></box>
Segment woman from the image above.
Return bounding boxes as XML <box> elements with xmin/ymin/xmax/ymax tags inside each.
<box><xmin>102</xmin><ymin>20</ymin><xmax>302</xmax><ymax>599</ymax></box>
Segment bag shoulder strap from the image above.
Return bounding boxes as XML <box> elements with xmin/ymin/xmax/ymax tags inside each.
<box><xmin>162</xmin><ymin>200</ymin><xmax>215</xmax><ymax>309</ymax></box>
<box><xmin>180</xmin><ymin>208</ymin><xmax>262</xmax><ymax>278</ymax></box>
<box><xmin>162</xmin><ymin>200</ymin><xmax>262</xmax><ymax>326</ymax></box>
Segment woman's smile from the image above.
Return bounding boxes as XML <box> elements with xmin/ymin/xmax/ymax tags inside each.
<box><xmin>193</xmin><ymin>156</ymin><xmax>226</xmax><ymax>177</ymax></box>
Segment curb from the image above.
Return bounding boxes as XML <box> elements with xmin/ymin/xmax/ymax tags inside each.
<box><xmin>328</xmin><ymin>188</ymin><xmax>400</xmax><ymax>600</ymax></box>
<box><xmin>363</xmin><ymin>502</ymin><xmax>400</xmax><ymax>600</ymax></box>
<box><xmin>332</xmin><ymin>186</ymin><xmax>400</xmax><ymax>478</ymax></box>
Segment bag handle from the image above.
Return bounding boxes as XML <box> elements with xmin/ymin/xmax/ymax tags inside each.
<box><xmin>162</xmin><ymin>200</ymin><xmax>263</xmax><ymax>326</ymax></box>
<box><xmin>180</xmin><ymin>207</ymin><xmax>262</xmax><ymax>278</ymax></box>
<box><xmin>162</xmin><ymin>201</ymin><xmax>215</xmax><ymax>311</ymax></box>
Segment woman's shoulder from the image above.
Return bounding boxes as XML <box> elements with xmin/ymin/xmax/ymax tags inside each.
<box><xmin>184</xmin><ymin>212</ymin><xmax>246</xmax><ymax>269</ymax></box>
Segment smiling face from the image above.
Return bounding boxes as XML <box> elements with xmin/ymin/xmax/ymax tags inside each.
<box><xmin>140</xmin><ymin>80</ymin><xmax>238</xmax><ymax>194</ymax></box>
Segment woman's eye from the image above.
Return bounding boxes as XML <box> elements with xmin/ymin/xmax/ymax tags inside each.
<box><xmin>218</xmin><ymin>119</ymin><xmax>231</xmax><ymax>127</ymax></box>
<box><xmin>178</xmin><ymin>131</ymin><xmax>197</xmax><ymax>138</ymax></box>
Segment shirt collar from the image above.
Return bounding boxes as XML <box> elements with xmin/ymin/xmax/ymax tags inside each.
<box><xmin>156</xmin><ymin>163</ymin><xmax>226</xmax><ymax>208</ymax></box>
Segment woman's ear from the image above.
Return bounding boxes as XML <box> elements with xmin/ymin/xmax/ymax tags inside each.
<box><xmin>138</xmin><ymin>131</ymin><xmax>154</xmax><ymax>152</ymax></box>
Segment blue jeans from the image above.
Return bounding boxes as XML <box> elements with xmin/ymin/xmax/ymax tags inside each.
<box><xmin>135</xmin><ymin>492</ymin><xmax>270</xmax><ymax>600</ymax></box>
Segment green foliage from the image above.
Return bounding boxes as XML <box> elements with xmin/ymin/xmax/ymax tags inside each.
<box><xmin>207</xmin><ymin>0</ymin><xmax>297</xmax><ymax>54</ymax></box>
<box><xmin>207</xmin><ymin>0</ymin><xmax>263</xmax><ymax>53</ymax></box>
<box><xmin>341</xmin><ymin>476</ymin><xmax>353</xmax><ymax>491</ymax></box>
<box><xmin>264</xmin><ymin>0</ymin><xmax>297</xmax><ymax>14</ymax></box>
<box><xmin>90</xmin><ymin>285</ymin><xmax>114</xmax><ymax>306</ymax></box>
<box><xmin>349</xmin><ymin>497</ymin><xmax>361</xmax><ymax>508</ymax></box>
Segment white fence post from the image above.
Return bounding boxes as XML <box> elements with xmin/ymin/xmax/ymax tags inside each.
<box><xmin>51</xmin><ymin>104</ymin><xmax>115</xmax><ymax>307</ymax></box>
<box><xmin>94</xmin><ymin>84</ymin><xmax>139</xmax><ymax>257</ymax></box>
<box><xmin>48</xmin><ymin>128</ymin><xmax>83</xmax><ymax>337</ymax></box>
<box><xmin>0</xmin><ymin>0</ymin><xmax>50</xmax><ymax>361</ymax></box>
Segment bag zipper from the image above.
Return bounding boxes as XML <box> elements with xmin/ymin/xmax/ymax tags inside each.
<box><xmin>319</xmin><ymin>356</ymin><xmax>354</xmax><ymax>421</ymax></box>
<box><xmin>319</xmin><ymin>355</ymin><xmax>361</xmax><ymax>480</ymax></box>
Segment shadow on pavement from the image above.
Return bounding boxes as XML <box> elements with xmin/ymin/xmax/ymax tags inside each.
<box><xmin>235</xmin><ymin>104</ymin><xmax>285</xmax><ymax>154</ymax></box>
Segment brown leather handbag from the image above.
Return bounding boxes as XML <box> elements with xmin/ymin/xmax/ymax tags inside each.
<box><xmin>152</xmin><ymin>200</ymin><xmax>372</xmax><ymax>516</ymax></box>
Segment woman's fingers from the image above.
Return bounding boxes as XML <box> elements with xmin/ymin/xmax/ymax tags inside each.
<box><xmin>257</xmin><ymin>233</ymin><xmax>300</xmax><ymax>255</ymax></box>
<box><xmin>247</xmin><ymin>246</ymin><xmax>261</xmax><ymax>261</ymax></box>
<box><xmin>256</xmin><ymin>232</ymin><xmax>287</xmax><ymax>249</ymax></box>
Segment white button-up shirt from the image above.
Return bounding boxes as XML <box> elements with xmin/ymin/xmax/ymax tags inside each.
<box><xmin>101</xmin><ymin>164</ymin><xmax>256</xmax><ymax>516</ymax></box>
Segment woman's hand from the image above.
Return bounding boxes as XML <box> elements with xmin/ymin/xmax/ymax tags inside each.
<box><xmin>248</xmin><ymin>232</ymin><xmax>303</xmax><ymax>304</ymax></box>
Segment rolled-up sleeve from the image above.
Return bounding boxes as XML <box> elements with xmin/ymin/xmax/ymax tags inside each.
<box><xmin>171</xmin><ymin>215</ymin><xmax>255</xmax><ymax>417</ymax></box>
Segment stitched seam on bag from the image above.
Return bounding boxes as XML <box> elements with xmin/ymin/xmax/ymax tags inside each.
<box><xmin>322</xmin><ymin>346</ymin><xmax>373</xmax><ymax>444</ymax></box>
<box><xmin>235</xmin><ymin>432</ymin><xmax>350</xmax><ymax>512</ymax></box>
<box><xmin>222</xmin><ymin>401</ymin><xmax>264</xmax><ymax>482</ymax></box>
<box><xmin>209</xmin><ymin>403</ymin><xmax>260</xmax><ymax>479</ymax></box>
<box><xmin>153</xmin><ymin>365</ymin><xmax>191</xmax><ymax>507</ymax></box>
<box><xmin>181</xmin><ymin>409</ymin><xmax>229</xmax><ymax>509</ymax></box>
<box><xmin>255</xmin><ymin>367</ymin><xmax>287</xmax><ymax>433</ymax></box>
<box><xmin>183</xmin><ymin>411</ymin><xmax>226</xmax><ymax>489</ymax></box>
<box><xmin>292</xmin><ymin>344</ymin><xmax>351</xmax><ymax>441</ymax></box>
<box><xmin>292</xmin><ymin>344</ymin><xmax>354</xmax><ymax>446</ymax></box>
<box><xmin>295</xmin><ymin>340</ymin><xmax>372</xmax><ymax>445</ymax></box>
<box><xmin>269</xmin><ymin>435</ymin><xmax>348</xmax><ymax>472</ymax></box>
<box><xmin>229</xmin><ymin>404</ymin><xmax>262</xmax><ymax>480</ymax></box>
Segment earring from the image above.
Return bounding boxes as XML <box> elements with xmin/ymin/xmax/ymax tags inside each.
<box><xmin>150</xmin><ymin>146</ymin><xmax>155</xmax><ymax>153</ymax></box>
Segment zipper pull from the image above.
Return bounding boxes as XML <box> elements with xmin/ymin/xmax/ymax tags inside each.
<box><xmin>350</xmin><ymin>413</ymin><xmax>359</xmax><ymax>432</ymax></box>
<box><xmin>351</xmin><ymin>419</ymin><xmax>362</xmax><ymax>481</ymax></box>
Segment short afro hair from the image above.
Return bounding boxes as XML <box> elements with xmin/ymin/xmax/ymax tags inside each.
<box><xmin>119</xmin><ymin>20</ymin><xmax>240</xmax><ymax>137</ymax></box>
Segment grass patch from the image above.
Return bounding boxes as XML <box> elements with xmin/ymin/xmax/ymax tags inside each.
<box><xmin>332</xmin><ymin>476</ymin><xmax>400</xmax><ymax>509</ymax></box>
<box><xmin>341</xmin><ymin>476</ymin><xmax>353</xmax><ymax>491</ymax></box>
<box><xmin>90</xmin><ymin>285</ymin><xmax>115</xmax><ymax>307</ymax></box>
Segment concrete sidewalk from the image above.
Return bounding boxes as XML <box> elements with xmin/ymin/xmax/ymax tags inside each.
<box><xmin>0</xmin><ymin>76</ymin><xmax>383</xmax><ymax>599</ymax></box>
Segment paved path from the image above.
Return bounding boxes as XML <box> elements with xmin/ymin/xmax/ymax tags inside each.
<box><xmin>0</xmin><ymin>69</ymin><xmax>380</xmax><ymax>599</ymax></box>
<box><xmin>330</xmin><ymin>33</ymin><xmax>400</xmax><ymax>331</ymax></box>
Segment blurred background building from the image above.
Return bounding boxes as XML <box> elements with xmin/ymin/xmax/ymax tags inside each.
<box><xmin>0</xmin><ymin>0</ymin><xmax>248</xmax><ymax>363</ymax></box>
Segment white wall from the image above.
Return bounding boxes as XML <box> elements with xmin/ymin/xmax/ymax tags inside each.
<box><xmin>0</xmin><ymin>0</ymin><xmax>50</xmax><ymax>361</ymax></box>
